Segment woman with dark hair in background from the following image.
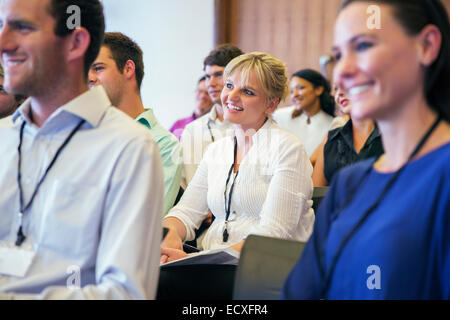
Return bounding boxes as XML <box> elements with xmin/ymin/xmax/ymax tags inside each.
<box><xmin>282</xmin><ymin>0</ymin><xmax>450</xmax><ymax>299</ymax></box>
<box><xmin>273</xmin><ymin>69</ymin><xmax>335</xmax><ymax>158</ymax></box>
<box><xmin>312</xmin><ymin>86</ymin><xmax>384</xmax><ymax>186</ymax></box>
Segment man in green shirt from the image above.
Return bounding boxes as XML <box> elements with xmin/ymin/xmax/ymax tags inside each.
<box><xmin>89</xmin><ymin>32</ymin><xmax>181</xmax><ymax>216</ymax></box>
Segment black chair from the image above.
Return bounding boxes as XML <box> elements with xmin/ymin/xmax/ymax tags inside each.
<box><xmin>232</xmin><ymin>234</ymin><xmax>305</xmax><ymax>300</ymax></box>
<box><xmin>312</xmin><ymin>186</ymin><xmax>329</xmax><ymax>212</ymax></box>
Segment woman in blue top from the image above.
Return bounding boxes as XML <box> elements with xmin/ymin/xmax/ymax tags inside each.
<box><xmin>282</xmin><ymin>0</ymin><xmax>450</xmax><ymax>299</ymax></box>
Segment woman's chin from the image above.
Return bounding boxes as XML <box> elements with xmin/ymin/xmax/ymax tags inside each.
<box><xmin>339</xmin><ymin>105</ymin><xmax>351</xmax><ymax>116</ymax></box>
<box><xmin>224</xmin><ymin>113</ymin><xmax>236</xmax><ymax>124</ymax></box>
<box><xmin>350</xmin><ymin>107</ymin><xmax>373</xmax><ymax>122</ymax></box>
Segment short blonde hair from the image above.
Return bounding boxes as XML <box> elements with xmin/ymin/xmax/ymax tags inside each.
<box><xmin>223</xmin><ymin>52</ymin><xmax>289</xmax><ymax>106</ymax></box>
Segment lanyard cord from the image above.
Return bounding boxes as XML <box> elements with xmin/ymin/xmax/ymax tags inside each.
<box><xmin>223</xmin><ymin>136</ymin><xmax>239</xmax><ymax>242</ymax></box>
<box><xmin>15</xmin><ymin>119</ymin><xmax>86</xmax><ymax>246</ymax></box>
<box><xmin>320</xmin><ymin>115</ymin><xmax>442</xmax><ymax>298</ymax></box>
<box><xmin>207</xmin><ymin>120</ymin><xmax>215</xmax><ymax>143</ymax></box>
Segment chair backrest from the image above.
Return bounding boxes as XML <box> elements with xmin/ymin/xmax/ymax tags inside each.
<box><xmin>312</xmin><ymin>186</ymin><xmax>329</xmax><ymax>212</ymax></box>
<box><xmin>232</xmin><ymin>234</ymin><xmax>305</xmax><ymax>300</ymax></box>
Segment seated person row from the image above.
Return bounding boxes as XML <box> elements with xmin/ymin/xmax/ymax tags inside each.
<box><xmin>88</xmin><ymin>32</ymin><xmax>181</xmax><ymax>216</ymax></box>
<box><xmin>169</xmin><ymin>75</ymin><xmax>213</xmax><ymax>140</ymax></box>
<box><xmin>313</xmin><ymin>85</ymin><xmax>384</xmax><ymax>186</ymax></box>
<box><xmin>273</xmin><ymin>69</ymin><xmax>335</xmax><ymax>159</ymax></box>
<box><xmin>161</xmin><ymin>51</ymin><xmax>315</xmax><ymax>262</ymax></box>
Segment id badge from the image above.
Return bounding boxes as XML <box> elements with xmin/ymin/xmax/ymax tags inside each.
<box><xmin>0</xmin><ymin>244</ymin><xmax>36</xmax><ymax>277</ymax></box>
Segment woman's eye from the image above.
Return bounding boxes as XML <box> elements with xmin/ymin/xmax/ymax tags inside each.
<box><xmin>333</xmin><ymin>52</ymin><xmax>341</xmax><ymax>61</ymax></box>
<box><xmin>226</xmin><ymin>83</ymin><xmax>233</xmax><ymax>89</ymax></box>
<box><xmin>244</xmin><ymin>89</ymin><xmax>254</xmax><ymax>96</ymax></box>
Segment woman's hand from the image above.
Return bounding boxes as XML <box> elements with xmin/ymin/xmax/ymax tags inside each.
<box><xmin>160</xmin><ymin>228</ymin><xmax>184</xmax><ymax>264</ymax></box>
<box><xmin>161</xmin><ymin>227</ymin><xmax>183</xmax><ymax>251</ymax></box>
<box><xmin>229</xmin><ymin>240</ymin><xmax>245</xmax><ymax>253</ymax></box>
<box><xmin>160</xmin><ymin>247</ymin><xmax>189</xmax><ymax>264</ymax></box>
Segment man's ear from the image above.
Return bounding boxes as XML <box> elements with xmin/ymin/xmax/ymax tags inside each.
<box><xmin>265</xmin><ymin>98</ymin><xmax>280</xmax><ymax>114</ymax></box>
<box><xmin>123</xmin><ymin>60</ymin><xmax>136</xmax><ymax>81</ymax></box>
<box><xmin>66</xmin><ymin>27</ymin><xmax>90</xmax><ymax>64</ymax></box>
<box><xmin>416</xmin><ymin>24</ymin><xmax>442</xmax><ymax>67</ymax></box>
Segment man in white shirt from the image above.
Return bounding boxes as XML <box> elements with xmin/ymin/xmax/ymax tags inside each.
<box><xmin>180</xmin><ymin>44</ymin><xmax>244</xmax><ymax>189</ymax></box>
<box><xmin>0</xmin><ymin>0</ymin><xmax>163</xmax><ymax>299</ymax></box>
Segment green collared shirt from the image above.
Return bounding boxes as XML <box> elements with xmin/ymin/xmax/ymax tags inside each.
<box><xmin>137</xmin><ymin>109</ymin><xmax>181</xmax><ymax>216</ymax></box>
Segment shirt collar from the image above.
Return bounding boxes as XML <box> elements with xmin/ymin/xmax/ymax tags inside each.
<box><xmin>12</xmin><ymin>86</ymin><xmax>111</xmax><ymax>128</ymax></box>
<box><xmin>251</xmin><ymin>117</ymin><xmax>275</xmax><ymax>143</ymax></box>
<box><xmin>208</xmin><ymin>104</ymin><xmax>221</xmax><ymax>122</ymax></box>
<box><xmin>231</xmin><ymin>117</ymin><xmax>275</xmax><ymax>145</ymax></box>
<box><xmin>328</xmin><ymin>118</ymin><xmax>351</xmax><ymax>141</ymax></box>
<box><xmin>366</xmin><ymin>123</ymin><xmax>381</xmax><ymax>144</ymax></box>
<box><xmin>135</xmin><ymin>108</ymin><xmax>158</xmax><ymax>129</ymax></box>
<box><xmin>12</xmin><ymin>98</ymin><xmax>32</xmax><ymax>125</ymax></box>
<box><xmin>330</xmin><ymin>119</ymin><xmax>381</xmax><ymax>147</ymax></box>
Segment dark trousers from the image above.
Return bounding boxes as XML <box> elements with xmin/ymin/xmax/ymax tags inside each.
<box><xmin>157</xmin><ymin>264</ymin><xmax>237</xmax><ymax>300</ymax></box>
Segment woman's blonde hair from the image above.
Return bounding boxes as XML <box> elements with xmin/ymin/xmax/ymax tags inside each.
<box><xmin>223</xmin><ymin>52</ymin><xmax>289</xmax><ymax>106</ymax></box>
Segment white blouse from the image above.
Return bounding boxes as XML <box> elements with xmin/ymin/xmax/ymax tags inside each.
<box><xmin>166</xmin><ymin>120</ymin><xmax>315</xmax><ymax>250</ymax></box>
<box><xmin>272</xmin><ymin>106</ymin><xmax>334</xmax><ymax>157</ymax></box>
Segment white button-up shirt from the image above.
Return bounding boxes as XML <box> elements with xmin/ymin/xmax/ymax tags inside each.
<box><xmin>273</xmin><ymin>106</ymin><xmax>334</xmax><ymax>157</ymax></box>
<box><xmin>0</xmin><ymin>86</ymin><xmax>164</xmax><ymax>299</ymax></box>
<box><xmin>179</xmin><ymin>105</ymin><xmax>233</xmax><ymax>189</ymax></box>
<box><xmin>167</xmin><ymin>120</ymin><xmax>315</xmax><ymax>250</ymax></box>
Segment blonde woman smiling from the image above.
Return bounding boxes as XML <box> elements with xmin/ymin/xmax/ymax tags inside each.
<box><xmin>162</xmin><ymin>52</ymin><xmax>314</xmax><ymax>262</ymax></box>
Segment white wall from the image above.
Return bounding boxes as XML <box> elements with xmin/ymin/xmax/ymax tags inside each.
<box><xmin>102</xmin><ymin>0</ymin><xmax>215</xmax><ymax>129</ymax></box>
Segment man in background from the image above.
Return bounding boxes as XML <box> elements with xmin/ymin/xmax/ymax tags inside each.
<box><xmin>0</xmin><ymin>64</ymin><xmax>25</xmax><ymax>125</ymax></box>
<box><xmin>89</xmin><ymin>32</ymin><xmax>181</xmax><ymax>216</ymax></box>
<box><xmin>169</xmin><ymin>75</ymin><xmax>213</xmax><ymax>140</ymax></box>
<box><xmin>180</xmin><ymin>44</ymin><xmax>243</xmax><ymax>189</ymax></box>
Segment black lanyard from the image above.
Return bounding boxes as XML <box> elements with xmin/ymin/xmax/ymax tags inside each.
<box><xmin>319</xmin><ymin>115</ymin><xmax>442</xmax><ymax>298</ymax></box>
<box><xmin>15</xmin><ymin>119</ymin><xmax>86</xmax><ymax>247</ymax></box>
<box><xmin>207</xmin><ymin>119</ymin><xmax>215</xmax><ymax>142</ymax></box>
<box><xmin>223</xmin><ymin>136</ymin><xmax>239</xmax><ymax>243</ymax></box>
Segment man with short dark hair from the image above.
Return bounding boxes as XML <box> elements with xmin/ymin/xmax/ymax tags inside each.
<box><xmin>180</xmin><ymin>44</ymin><xmax>244</xmax><ymax>189</ymax></box>
<box><xmin>89</xmin><ymin>32</ymin><xmax>181</xmax><ymax>216</ymax></box>
<box><xmin>0</xmin><ymin>0</ymin><xmax>163</xmax><ymax>299</ymax></box>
